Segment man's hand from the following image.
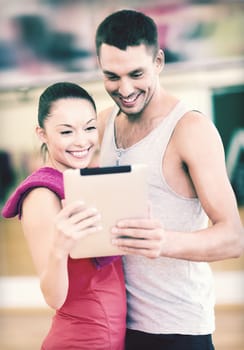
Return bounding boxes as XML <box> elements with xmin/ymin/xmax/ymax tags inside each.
<box><xmin>111</xmin><ymin>218</ymin><xmax>165</xmax><ymax>258</ymax></box>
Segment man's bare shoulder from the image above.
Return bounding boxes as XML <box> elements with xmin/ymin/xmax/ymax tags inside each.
<box><xmin>173</xmin><ymin>110</ymin><xmax>224</xmax><ymax>163</ymax></box>
<box><xmin>174</xmin><ymin>110</ymin><xmax>217</xmax><ymax>139</ymax></box>
<box><xmin>97</xmin><ymin>106</ymin><xmax>115</xmax><ymax>143</ymax></box>
<box><xmin>98</xmin><ymin>105</ymin><xmax>114</xmax><ymax>120</ymax></box>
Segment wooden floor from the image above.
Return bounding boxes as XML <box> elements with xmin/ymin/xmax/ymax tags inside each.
<box><xmin>0</xmin><ymin>305</ymin><xmax>243</xmax><ymax>350</ymax></box>
<box><xmin>213</xmin><ymin>305</ymin><xmax>244</xmax><ymax>350</ymax></box>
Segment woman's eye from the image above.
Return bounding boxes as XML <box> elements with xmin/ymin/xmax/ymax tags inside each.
<box><xmin>60</xmin><ymin>130</ymin><xmax>72</xmax><ymax>135</ymax></box>
<box><xmin>86</xmin><ymin>126</ymin><xmax>97</xmax><ymax>132</ymax></box>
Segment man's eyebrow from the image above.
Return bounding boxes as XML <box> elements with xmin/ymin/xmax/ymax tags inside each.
<box><xmin>103</xmin><ymin>68</ymin><xmax>143</xmax><ymax>76</ymax></box>
<box><xmin>103</xmin><ymin>70</ymin><xmax>118</xmax><ymax>76</ymax></box>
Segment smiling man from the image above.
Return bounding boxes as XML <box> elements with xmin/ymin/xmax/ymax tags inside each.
<box><xmin>95</xmin><ymin>9</ymin><xmax>244</xmax><ymax>350</ymax></box>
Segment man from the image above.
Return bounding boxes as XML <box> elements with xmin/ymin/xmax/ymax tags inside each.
<box><xmin>95</xmin><ymin>9</ymin><xmax>244</xmax><ymax>350</ymax></box>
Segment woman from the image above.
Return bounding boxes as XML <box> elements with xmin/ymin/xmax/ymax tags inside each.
<box><xmin>2</xmin><ymin>82</ymin><xmax>126</xmax><ymax>350</ymax></box>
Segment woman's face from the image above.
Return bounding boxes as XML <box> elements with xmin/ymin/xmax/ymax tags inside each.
<box><xmin>37</xmin><ymin>98</ymin><xmax>98</xmax><ymax>172</ymax></box>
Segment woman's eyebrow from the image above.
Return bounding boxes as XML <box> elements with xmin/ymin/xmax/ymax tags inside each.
<box><xmin>86</xmin><ymin>118</ymin><xmax>97</xmax><ymax>124</ymax></box>
<box><xmin>56</xmin><ymin>123</ymin><xmax>72</xmax><ymax>127</ymax></box>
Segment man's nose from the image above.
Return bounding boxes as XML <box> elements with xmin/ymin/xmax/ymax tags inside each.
<box><xmin>118</xmin><ymin>79</ymin><xmax>134</xmax><ymax>97</ymax></box>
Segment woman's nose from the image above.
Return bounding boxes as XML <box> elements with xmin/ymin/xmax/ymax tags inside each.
<box><xmin>74</xmin><ymin>130</ymin><xmax>87</xmax><ymax>146</ymax></box>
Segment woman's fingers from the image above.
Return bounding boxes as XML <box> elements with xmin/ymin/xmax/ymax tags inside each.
<box><xmin>54</xmin><ymin>200</ymin><xmax>102</xmax><ymax>239</ymax></box>
<box><xmin>68</xmin><ymin>207</ymin><xmax>99</xmax><ymax>225</ymax></box>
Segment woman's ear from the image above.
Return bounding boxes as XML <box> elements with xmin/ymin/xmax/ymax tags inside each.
<box><xmin>36</xmin><ymin>126</ymin><xmax>47</xmax><ymax>143</ymax></box>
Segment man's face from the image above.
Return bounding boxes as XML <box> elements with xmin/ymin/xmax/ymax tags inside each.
<box><xmin>98</xmin><ymin>43</ymin><xmax>163</xmax><ymax>116</ymax></box>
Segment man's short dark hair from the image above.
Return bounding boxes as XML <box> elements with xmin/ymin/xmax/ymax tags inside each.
<box><xmin>95</xmin><ymin>9</ymin><xmax>159</xmax><ymax>57</ymax></box>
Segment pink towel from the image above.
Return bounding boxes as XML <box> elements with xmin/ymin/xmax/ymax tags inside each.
<box><xmin>1</xmin><ymin>166</ymin><xmax>118</xmax><ymax>268</ymax></box>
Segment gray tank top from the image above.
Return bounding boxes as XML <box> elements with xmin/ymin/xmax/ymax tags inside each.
<box><xmin>100</xmin><ymin>101</ymin><xmax>215</xmax><ymax>334</ymax></box>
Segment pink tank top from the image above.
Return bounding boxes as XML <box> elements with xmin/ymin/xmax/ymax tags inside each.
<box><xmin>42</xmin><ymin>257</ymin><xmax>126</xmax><ymax>350</ymax></box>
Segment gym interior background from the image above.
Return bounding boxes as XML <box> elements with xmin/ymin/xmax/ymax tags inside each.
<box><xmin>0</xmin><ymin>1</ymin><xmax>243</xmax><ymax>349</ymax></box>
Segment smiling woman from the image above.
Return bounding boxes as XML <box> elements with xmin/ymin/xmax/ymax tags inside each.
<box><xmin>35</xmin><ymin>82</ymin><xmax>98</xmax><ymax>171</ymax></box>
<box><xmin>1</xmin><ymin>82</ymin><xmax>126</xmax><ymax>350</ymax></box>
<box><xmin>36</xmin><ymin>97</ymin><xmax>98</xmax><ymax>171</ymax></box>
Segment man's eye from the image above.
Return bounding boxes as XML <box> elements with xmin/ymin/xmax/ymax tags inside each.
<box><xmin>131</xmin><ymin>72</ymin><xmax>143</xmax><ymax>78</ymax></box>
<box><xmin>106</xmin><ymin>75</ymin><xmax>119</xmax><ymax>81</ymax></box>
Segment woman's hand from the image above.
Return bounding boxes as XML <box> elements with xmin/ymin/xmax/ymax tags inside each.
<box><xmin>52</xmin><ymin>200</ymin><xmax>102</xmax><ymax>258</ymax></box>
<box><xmin>111</xmin><ymin>218</ymin><xmax>165</xmax><ymax>259</ymax></box>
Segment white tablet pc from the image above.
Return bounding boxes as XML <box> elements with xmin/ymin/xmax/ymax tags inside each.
<box><xmin>63</xmin><ymin>164</ymin><xmax>148</xmax><ymax>258</ymax></box>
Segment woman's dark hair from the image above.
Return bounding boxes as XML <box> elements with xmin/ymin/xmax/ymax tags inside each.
<box><xmin>38</xmin><ymin>81</ymin><xmax>96</xmax><ymax>128</ymax></box>
<box><xmin>38</xmin><ymin>82</ymin><xmax>96</xmax><ymax>159</ymax></box>
<box><xmin>95</xmin><ymin>9</ymin><xmax>159</xmax><ymax>57</ymax></box>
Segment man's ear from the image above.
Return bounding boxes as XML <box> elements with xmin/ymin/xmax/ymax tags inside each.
<box><xmin>155</xmin><ymin>49</ymin><xmax>164</xmax><ymax>72</ymax></box>
<box><xmin>36</xmin><ymin>126</ymin><xmax>47</xmax><ymax>143</ymax></box>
